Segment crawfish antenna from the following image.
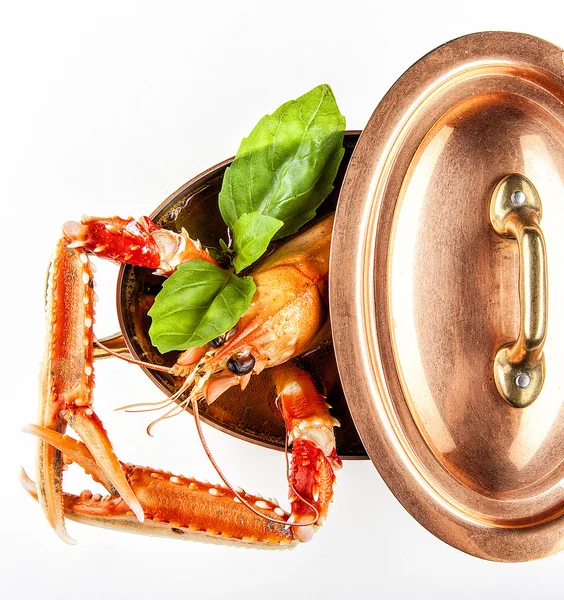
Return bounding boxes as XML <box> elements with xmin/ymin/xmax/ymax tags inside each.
<box><xmin>191</xmin><ymin>397</ymin><xmax>318</xmax><ymax>528</ymax></box>
<box><xmin>94</xmin><ymin>338</ymin><xmax>174</xmax><ymax>374</ymax></box>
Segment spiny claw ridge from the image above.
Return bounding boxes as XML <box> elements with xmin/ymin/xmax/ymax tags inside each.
<box><xmin>65</xmin><ymin>408</ymin><xmax>144</xmax><ymax>523</ymax></box>
<box><xmin>23</xmin><ymin>424</ymin><xmax>116</xmax><ymax>495</ymax></box>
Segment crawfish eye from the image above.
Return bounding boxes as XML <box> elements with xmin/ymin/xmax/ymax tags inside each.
<box><xmin>227</xmin><ymin>352</ymin><xmax>255</xmax><ymax>375</ymax></box>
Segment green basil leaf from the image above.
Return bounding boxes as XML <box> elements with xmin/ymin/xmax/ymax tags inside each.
<box><xmin>219</xmin><ymin>84</ymin><xmax>345</xmax><ymax>239</ymax></box>
<box><xmin>232</xmin><ymin>212</ymin><xmax>283</xmax><ymax>273</ymax></box>
<box><xmin>148</xmin><ymin>260</ymin><xmax>256</xmax><ymax>353</ymax></box>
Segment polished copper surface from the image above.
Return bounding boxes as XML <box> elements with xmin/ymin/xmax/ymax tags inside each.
<box><xmin>115</xmin><ymin>133</ymin><xmax>366</xmax><ymax>458</ymax></box>
<box><xmin>331</xmin><ymin>32</ymin><xmax>564</xmax><ymax>561</ymax></box>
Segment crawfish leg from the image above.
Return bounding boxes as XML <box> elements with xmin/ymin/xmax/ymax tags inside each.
<box><xmin>271</xmin><ymin>364</ymin><xmax>342</xmax><ymax>542</ymax></box>
<box><xmin>34</xmin><ymin>240</ymin><xmax>142</xmax><ymax>543</ymax></box>
<box><xmin>22</xmin><ymin>427</ymin><xmax>296</xmax><ymax>547</ymax></box>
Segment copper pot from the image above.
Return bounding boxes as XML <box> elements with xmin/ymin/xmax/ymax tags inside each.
<box><xmin>100</xmin><ymin>32</ymin><xmax>564</xmax><ymax>562</ymax></box>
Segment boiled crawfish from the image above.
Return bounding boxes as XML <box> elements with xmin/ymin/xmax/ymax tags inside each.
<box><xmin>21</xmin><ymin>213</ymin><xmax>341</xmax><ymax>546</ymax></box>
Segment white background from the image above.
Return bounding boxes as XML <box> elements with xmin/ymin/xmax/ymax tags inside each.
<box><xmin>2</xmin><ymin>1</ymin><xmax>564</xmax><ymax>598</ymax></box>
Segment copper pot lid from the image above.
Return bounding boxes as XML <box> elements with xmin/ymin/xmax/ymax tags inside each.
<box><xmin>330</xmin><ymin>32</ymin><xmax>564</xmax><ymax>561</ymax></box>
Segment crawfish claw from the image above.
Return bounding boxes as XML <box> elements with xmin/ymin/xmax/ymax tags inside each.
<box><xmin>22</xmin><ymin>428</ymin><xmax>297</xmax><ymax>547</ymax></box>
<box><xmin>64</xmin><ymin>408</ymin><xmax>144</xmax><ymax>522</ymax></box>
<box><xmin>35</xmin><ymin>240</ymin><xmax>143</xmax><ymax>541</ymax></box>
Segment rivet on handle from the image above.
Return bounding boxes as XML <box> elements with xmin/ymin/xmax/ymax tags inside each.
<box><xmin>490</xmin><ymin>174</ymin><xmax>547</xmax><ymax>409</ymax></box>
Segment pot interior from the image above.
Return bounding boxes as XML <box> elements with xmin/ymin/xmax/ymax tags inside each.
<box><xmin>117</xmin><ymin>132</ymin><xmax>366</xmax><ymax>457</ymax></box>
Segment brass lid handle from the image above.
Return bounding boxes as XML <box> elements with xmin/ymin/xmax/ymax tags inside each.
<box><xmin>490</xmin><ymin>174</ymin><xmax>547</xmax><ymax>408</ymax></box>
